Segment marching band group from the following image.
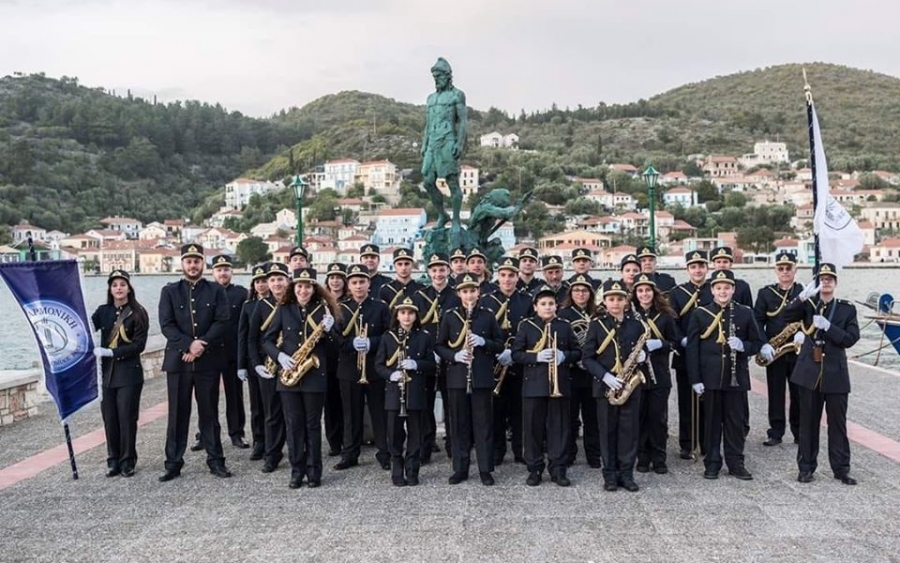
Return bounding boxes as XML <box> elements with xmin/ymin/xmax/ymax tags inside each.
<box><xmin>90</xmin><ymin>240</ymin><xmax>861</xmax><ymax>490</ymax></box>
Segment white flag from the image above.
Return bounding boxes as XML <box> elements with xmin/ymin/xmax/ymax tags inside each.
<box><xmin>811</xmin><ymin>104</ymin><xmax>865</xmax><ymax>269</ymax></box>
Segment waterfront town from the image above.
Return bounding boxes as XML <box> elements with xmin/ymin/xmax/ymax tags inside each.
<box><xmin>3</xmin><ymin>139</ymin><xmax>900</xmax><ymax>272</ymax></box>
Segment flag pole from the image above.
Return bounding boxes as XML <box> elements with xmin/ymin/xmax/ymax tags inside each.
<box><xmin>803</xmin><ymin>69</ymin><xmax>822</xmax><ymax>277</ymax></box>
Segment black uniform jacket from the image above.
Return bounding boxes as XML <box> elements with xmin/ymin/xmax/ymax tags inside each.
<box><xmin>220</xmin><ymin>283</ymin><xmax>248</xmax><ymax>364</ymax></box>
<box><xmin>247</xmin><ymin>296</ymin><xmax>279</xmax><ymax>371</ymax></box>
<box><xmin>92</xmin><ymin>304</ymin><xmax>148</xmax><ymax>388</ymax></box>
<box><xmin>754</xmin><ymin>282</ymin><xmax>803</xmax><ymax>342</ymax></box>
<box><xmin>538</xmin><ymin>281</ymin><xmax>570</xmax><ymax>305</ymax></box>
<box><xmin>784</xmin><ymin>296</ymin><xmax>859</xmax><ymax>394</ymax></box>
<box><xmin>414</xmin><ymin>284</ymin><xmax>460</xmax><ymax>335</ymax></box>
<box><xmin>159</xmin><ymin>278</ymin><xmax>229</xmax><ymax>372</ymax></box>
<box><xmin>333</xmin><ymin>297</ymin><xmax>391</xmax><ymax>382</ymax></box>
<box><xmin>632</xmin><ymin>306</ymin><xmax>681</xmax><ymax>389</ymax></box>
<box><xmin>583</xmin><ymin>313</ymin><xmax>647</xmax><ymax>399</ymax></box>
<box><xmin>686</xmin><ymin>301</ymin><xmax>764</xmax><ymax>391</ymax></box>
<box><xmin>733</xmin><ymin>278</ymin><xmax>754</xmax><ymax>308</ymax></box>
<box><xmin>669</xmin><ymin>281</ymin><xmax>712</xmax><ymax>369</ymax></box>
<box><xmin>379</xmin><ymin>278</ymin><xmax>425</xmax><ymax>310</ymax></box>
<box><xmin>648</xmin><ymin>271</ymin><xmax>677</xmax><ymax>293</ymax></box>
<box><xmin>236</xmin><ymin>297</ymin><xmax>261</xmax><ymax>371</ymax></box>
<box><xmin>558</xmin><ymin>305</ymin><xmax>593</xmax><ymax>388</ymax></box>
<box><xmin>511</xmin><ymin>316</ymin><xmax>580</xmax><ymax>398</ymax></box>
<box><xmin>375</xmin><ymin>328</ymin><xmax>437</xmax><ymax>410</ymax></box>
<box><xmin>479</xmin><ymin>289</ymin><xmax>534</xmax><ymax>379</ymax></box>
<box><xmin>435</xmin><ymin>305</ymin><xmax>503</xmax><ymax>390</ymax></box>
<box><xmin>263</xmin><ymin>300</ymin><xmax>331</xmax><ymax>393</ymax></box>
<box><xmin>517</xmin><ymin>276</ymin><xmax>543</xmax><ymax>295</ymax></box>
<box><xmin>368</xmin><ymin>273</ymin><xmax>392</xmax><ymax>300</ymax></box>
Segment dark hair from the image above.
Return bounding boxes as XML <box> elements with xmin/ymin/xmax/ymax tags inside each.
<box><xmin>630</xmin><ymin>283</ymin><xmax>675</xmax><ymax>317</ymax></box>
<box><xmin>105</xmin><ymin>279</ymin><xmax>149</xmax><ymax>332</ymax></box>
<box><xmin>561</xmin><ymin>284</ymin><xmax>598</xmax><ymax>317</ymax></box>
<box><xmin>247</xmin><ymin>277</ymin><xmax>270</xmax><ymax>302</ymax></box>
<box><xmin>326</xmin><ymin>275</ymin><xmax>347</xmax><ymax>300</ymax></box>
<box><xmin>283</xmin><ymin>281</ymin><xmax>343</xmax><ymax>321</ymax></box>
<box><xmin>390</xmin><ymin>307</ymin><xmax>421</xmax><ymax>332</ymax></box>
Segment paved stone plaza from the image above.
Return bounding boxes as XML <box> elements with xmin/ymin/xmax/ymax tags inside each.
<box><xmin>2</xmin><ymin>362</ymin><xmax>900</xmax><ymax>563</ymax></box>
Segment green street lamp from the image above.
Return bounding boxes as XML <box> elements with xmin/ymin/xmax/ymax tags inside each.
<box><xmin>291</xmin><ymin>174</ymin><xmax>309</xmax><ymax>247</ymax></box>
<box><xmin>643</xmin><ymin>165</ymin><xmax>660</xmax><ymax>249</ymax></box>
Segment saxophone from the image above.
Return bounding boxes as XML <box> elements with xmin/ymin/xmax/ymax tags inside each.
<box><xmin>606</xmin><ymin>324</ymin><xmax>650</xmax><ymax>406</ymax></box>
<box><xmin>280</xmin><ymin>315</ymin><xmax>328</xmax><ymax>387</ymax></box>
<box><xmin>755</xmin><ymin>321</ymin><xmax>802</xmax><ymax>366</ymax></box>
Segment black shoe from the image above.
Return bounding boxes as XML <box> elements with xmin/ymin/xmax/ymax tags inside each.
<box><xmin>121</xmin><ymin>467</ymin><xmax>135</xmax><ymax>478</ymax></box>
<box><xmin>210</xmin><ymin>465</ymin><xmax>232</xmax><ymax>478</ymax></box>
<box><xmin>379</xmin><ymin>459</ymin><xmax>391</xmax><ymax>471</ymax></box>
<box><xmin>797</xmin><ymin>472</ymin><xmax>814</xmax><ymax>483</ymax></box>
<box><xmin>106</xmin><ymin>467</ymin><xmax>121</xmax><ymax>478</ymax></box>
<box><xmin>588</xmin><ymin>460</ymin><xmax>602</xmax><ymax>469</ymax></box>
<box><xmin>835</xmin><ymin>474</ymin><xmax>857</xmax><ymax>486</ymax></box>
<box><xmin>493</xmin><ymin>456</ymin><xmax>505</xmax><ymax>466</ymax></box>
<box><xmin>729</xmin><ymin>466</ymin><xmax>753</xmax><ymax>481</ymax></box>
<box><xmin>636</xmin><ymin>465</ymin><xmax>650</xmax><ymax>473</ymax></box>
<box><xmin>513</xmin><ymin>456</ymin><xmax>526</xmax><ymax>465</ymax></box>
<box><xmin>307</xmin><ymin>479</ymin><xmax>321</xmax><ymax>488</ymax></box>
<box><xmin>703</xmin><ymin>469</ymin><xmax>719</xmax><ymax>480</ymax></box>
<box><xmin>158</xmin><ymin>469</ymin><xmax>181</xmax><ymax>482</ymax></box>
<box><xmin>407</xmin><ymin>474</ymin><xmax>420</xmax><ymax>486</ymax></box>
<box><xmin>333</xmin><ymin>459</ymin><xmax>358</xmax><ymax>471</ymax></box>
<box><xmin>261</xmin><ymin>462</ymin><xmax>278</xmax><ymax>473</ymax></box>
<box><xmin>420</xmin><ymin>454</ymin><xmax>432</xmax><ymax>466</ymax></box>
<box><xmin>603</xmin><ymin>481</ymin><xmax>618</xmax><ymax>492</ymax></box>
<box><xmin>653</xmin><ymin>463</ymin><xmax>668</xmax><ymax>475</ymax></box>
<box><xmin>392</xmin><ymin>476</ymin><xmax>407</xmax><ymax>487</ymax></box>
<box><xmin>553</xmin><ymin>473</ymin><xmax>571</xmax><ymax>487</ymax></box>
<box><xmin>621</xmin><ymin>479</ymin><xmax>640</xmax><ymax>492</ymax></box>
<box><xmin>327</xmin><ymin>448</ymin><xmax>341</xmax><ymax>457</ymax></box>
<box><xmin>190</xmin><ymin>440</ymin><xmax>204</xmax><ymax>452</ymax></box>
<box><xmin>289</xmin><ymin>477</ymin><xmax>302</xmax><ymax>489</ymax></box>
<box><xmin>526</xmin><ymin>472</ymin><xmax>542</xmax><ymax>486</ymax></box>
<box><xmin>680</xmin><ymin>450</ymin><xmax>693</xmax><ymax>460</ymax></box>
<box><xmin>231</xmin><ymin>437</ymin><xmax>250</xmax><ymax>449</ymax></box>
<box><xmin>480</xmin><ymin>472</ymin><xmax>495</xmax><ymax>486</ymax></box>
<box><xmin>250</xmin><ymin>445</ymin><xmax>265</xmax><ymax>461</ymax></box>
<box><xmin>448</xmin><ymin>472</ymin><xmax>468</xmax><ymax>485</ymax></box>
<box><xmin>763</xmin><ymin>437</ymin><xmax>782</xmax><ymax>447</ymax></box>
<box><xmin>793</xmin><ymin>436</ymin><xmax>800</xmax><ymax>444</ymax></box>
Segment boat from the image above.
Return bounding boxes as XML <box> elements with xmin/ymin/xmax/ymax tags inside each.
<box><xmin>859</xmin><ymin>292</ymin><xmax>900</xmax><ymax>357</ymax></box>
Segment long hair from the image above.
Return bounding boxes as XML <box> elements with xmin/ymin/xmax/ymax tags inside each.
<box><xmin>630</xmin><ymin>284</ymin><xmax>675</xmax><ymax>317</ymax></box>
<box><xmin>561</xmin><ymin>284</ymin><xmax>598</xmax><ymax>317</ymax></box>
<box><xmin>247</xmin><ymin>278</ymin><xmax>269</xmax><ymax>302</ymax></box>
<box><xmin>389</xmin><ymin>307</ymin><xmax>421</xmax><ymax>333</ymax></box>
<box><xmin>284</xmin><ymin>281</ymin><xmax>343</xmax><ymax>321</ymax></box>
<box><xmin>105</xmin><ymin>280</ymin><xmax>149</xmax><ymax>332</ymax></box>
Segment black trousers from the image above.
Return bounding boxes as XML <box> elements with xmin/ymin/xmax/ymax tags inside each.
<box><xmin>258</xmin><ymin>376</ymin><xmax>285</xmax><ymax>465</ymax></box>
<box><xmin>493</xmin><ymin>376</ymin><xmax>523</xmax><ymax>461</ymax></box>
<box><xmin>523</xmin><ymin>396</ymin><xmax>570</xmax><ymax>475</ymax></box>
<box><xmin>447</xmin><ymin>388</ymin><xmax>494</xmax><ymax>474</ymax></box>
<box><xmin>596</xmin><ymin>387</ymin><xmax>641</xmax><ymax>483</ymax></box>
<box><xmin>164</xmin><ymin>371</ymin><xmax>225</xmax><ymax>471</ymax></box>
<box><xmin>638</xmin><ymin>386</ymin><xmax>670</xmax><ymax>466</ymax></box>
<box><xmin>567</xmin><ymin>387</ymin><xmax>601</xmax><ymax>465</ymax></box>
<box><xmin>675</xmin><ymin>366</ymin><xmax>705</xmax><ymax>453</ymax></box>
<box><xmin>387</xmin><ymin>409</ymin><xmax>423</xmax><ymax>477</ymax></box>
<box><xmin>703</xmin><ymin>389</ymin><xmax>747</xmax><ymax>472</ymax></box>
<box><xmin>323</xmin><ymin>369</ymin><xmax>343</xmax><ymax>453</ymax></box>
<box><xmin>339</xmin><ymin>378</ymin><xmax>388</xmax><ymax>463</ymax></box>
<box><xmin>280</xmin><ymin>391</ymin><xmax>325</xmax><ymax>482</ymax></box>
<box><xmin>797</xmin><ymin>387</ymin><xmax>851</xmax><ymax>477</ymax></box>
<box><xmin>247</xmin><ymin>373</ymin><xmax>265</xmax><ymax>447</ymax></box>
<box><xmin>221</xmin><ymin>362</ymin><xmax>246</xmax><ymax>440</ymax></box>
<box><xmin>438</xmin><ymin>370</ymin><xmax>452</xmax><ymax>453</ymax></box>
<box><xmin>766</xmin><ymin>357</ymin><xmax>800</xmax><ymax>440</ymax></box>
<box><xmin>101</xmin><ymin>382</ymin><xmax>143</xmax><ymax>471</ymax></box>
<box><xmin>422</xmin><ymin>374</ymin><xmax>438</xmax><ymax>455</ymax></box>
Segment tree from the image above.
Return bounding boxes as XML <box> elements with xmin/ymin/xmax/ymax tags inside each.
<box><xmin>346</xmin><ymin>183</ymin><xmax>365</xmax><ymax>198</ymax></box>
<box><xmin>695</xmin><ymin>180</ymin><xmax>720</xmax><ymax>203</ymax></box>
<box><xmin>236</xmin><ymin>236</ymin><xmax>270</xmax><ymax>265</ymax></box>
<box><xmin>724</xmin><ymin>191</ymin><xmax>748</xmax><ymax>208</ymax></box>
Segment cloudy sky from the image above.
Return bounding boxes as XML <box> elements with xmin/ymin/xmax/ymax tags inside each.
<box><xmin>1</xmin><ymin>0</ymin><xmax>898</xmax><ymax>117</ymax></box>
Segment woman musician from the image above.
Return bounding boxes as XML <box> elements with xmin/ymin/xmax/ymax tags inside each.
<box><xmin>237</xmin><ymin>263</ymin><xmax>270</xmax><ymax>461</ymax></box>
<box><xmin>262</xmin><ymin>268</ymin><xmax>338</xmax><ymax>489</ymax></box>
<box><xmin>375</xmin><ymin>297</ymin><xmax>436</xmax><ymax>486</ymax></box>
<box><xmin>322</xmin><ymin>262</ymin><xmax>349</xmax><ymax>458</ymax></box>
<box><xmin>91</xmin><ymin>270</ymin><xmax>149</xmax><ymax>478</ymax></box>
<box><xmin>630</xmin><ymin>273</ymin><xmax>681</xmax><ymax>475</ymax></box>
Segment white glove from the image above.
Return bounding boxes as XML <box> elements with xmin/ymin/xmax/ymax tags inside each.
<box><xmin>353</xmin><ymin>337</ymin><xmax>370</xmax><ymax>352</ymax></box>
<box><xmin>434</xmin><ymin>352</ymin><xmax>441</xmax><ymax>364</ymax></box>
<box><xmin>237</xmin><ymin>369</ymin><xmax>248</xmax><ymax>382</ymax></box>
<box><xmin>793</xmin><ymin>331</ymin><xmax>806</xmax><ymax>346</ymax></box>
<box><xmin>812</xmin><ymin>315</ymin><xmax>831</xmax><ymax>331</ymax></box>
<box><xmin>646</xmin><ymin>339</ymin><xmax>663</xmax><ymax>352</ymax></box>
<box><xmin>555</xmin><ymin>349</ymin><xmax>566</xmax><ymax>365</ymax></box>
<box><xmin>278</xmin><ymin>352</ymin><xmax>295</xmax><ymax>371</ymax></box>
<box><xmin>727</xmin><ymin>336</ymin><xmax>744</xmax><ymax>352</ymax></box>
<box><xmin>255</xmin><ymin>365</ymin><xmax>274</xmax><ymax>379</ymax></box>
<box><xmin>637</xmin><ymin>350</ymin><xmax>647</xmax><ymax>363</ymax></box>
<box><xmin>390</xmin><ymin>371</ymin><xmax>403</xmax><ymax>382</ymax></box>
<box><xmin>603</xmin><ymin>372</ymin><xmax>623</xmax><ymax>391</ymax></box>
<box><xmin>759</xmin><ymin>344</ymin><xmax>775</xmax><ymax>363</ymax></box>
<box><xmin>469</xmin><ymin>334</ymin><xmax>486</xmax><ymax>348</ymax></box>
<box><xmin>680</xmin><ymin>337</ymin><xmax>688</xmax><ymax>348</ymax></box>
<box><xmin>454</xmin><ymin>350</ymin><xmax>472</xmax><ymax>364</ymax></box>
<box><xmin>536</xmin><ymin>349</ymin><xmax>555</xmax><ymax>363</ymax></box>
<box><xmin>497</xmin><ymin>349</ymin><xmax>513</xmax><ymax>366</ymax></box>
<box><xmin>93</xmin><ymin>347</ymin><xmax>113</xmax><ymax>358</ymax></box>
<box><xmin>322</xmin><ymin>314</ymin><xmax>335</xmax><ymax>332</ymax></box>
<box><xmin>799</xmin><ymin>280</ymin><xmax>821</xmax><ymax>301</ymax></box>
<box><xmin>692</xmin><ymin>382</ymin><xmax>705</xmax><ymax>395</ymax></box>
<box><xmin>400</xmin><ymin>358</ymin><xmax>417</xmax><ymax>371</ymax></box>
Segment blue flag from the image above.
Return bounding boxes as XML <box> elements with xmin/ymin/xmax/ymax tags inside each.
<box><xmin>0</xmin><ymin>260</ymin><xmax>98</xmax><ymax>421</ymax></box>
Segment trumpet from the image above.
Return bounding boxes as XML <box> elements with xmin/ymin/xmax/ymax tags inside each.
<box><xmin>547</xmin><ymin>328</ymin><xmax>562</xmax><ymax>398</ymax></box>
<box><xmin>357</xmin><ymin>314</ymin><xmax>368</xmax><ymax>385</ymax></box>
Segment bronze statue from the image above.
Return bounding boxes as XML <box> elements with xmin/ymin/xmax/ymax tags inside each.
<box><xmin>421</xmin><ymin>57</ymin><xmax>467</xmax><ymax>241</ymax></box>
<box><xmin>467</xmin><ymin>189</ymin><xmax>533</xmax><ymax>265</ymax></box>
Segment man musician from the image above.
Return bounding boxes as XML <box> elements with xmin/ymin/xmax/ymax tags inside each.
<box><xmin>380</xmin><ymin>248</ymin><xmax>424</xmax><ymax>309</ymax></box>
<box><xmin>569</xmin><ymin>247</ymin><xmax>602</xmax><ymax>291</ymax></box>
<box><xmin>540</xmin><ymin>255</ymin><xmax>569</xmax><ymax>304</ymax></box>
<box><xmin>709</xmin><ymin>246</ymin><xmax>753</xmax><ymax>307</ymax></box>
<box><xmin>637</xmin><ymin>245</ymin><xmax>676</xmax><ymax>293</ymax></box>
<box><xmin>517</xmin><ymin>246</ymin><xmax>543</xmax><ymax>295</ymax></box>
<box><xmin>360</xmin><ymin>244</ymin><xmax>391</xmax><ymax>299</ymax></box>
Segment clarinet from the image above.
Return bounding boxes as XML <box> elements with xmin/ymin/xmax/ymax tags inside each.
<box><xmin>728</xmin><ymin>302</ymin><xmax>738</xmax><ymax>387</ymax></box>
<box><xmin>398</xmin><ymin>329</ymin><xmax>409</xmax><ymax>418</ymax></box>
<box><xmin>465</xmin><ymin>306</ymin><xmax>474</xmax><ymax>395</ymax></box>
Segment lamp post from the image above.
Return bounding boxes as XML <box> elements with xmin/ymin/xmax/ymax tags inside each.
<box><xmin>291</xmin><ymin>174</ymin><xmax>308</xmax><ymax>247</ymax></box>
<box><xmin>643</xmin><ymin>165</ymin><xmax>660</xmax><ymax>249</ymax></box>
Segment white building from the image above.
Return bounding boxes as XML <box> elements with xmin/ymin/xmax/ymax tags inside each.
<box><xmin>479</xmin><ymin>132</ymin><xmax>519</xmax><ymax>149</ymax></box>
<box><xmin>99</xmin><ymin>216</ymin><xmax>143</xmax><ymax>239</ymax></box>
<box><xmin>139</xmin><ymin>222</ymin><xmax>169</xmax><ymax>240</ymax></box>
<box><xmin>224</xmin><ymin>178</ymin><xmax>285</xmax><ymax>209</ymax></box>
<box><xmin>321</xmin><ymin>159</ymin><xmax>360</xmax><ymax>194</ymax></box>
<box><xmin>355</xmin><ymin>160</ymin><xmax>399</xmax><ymax>198</ymax></box>
<box><xmin>10</xmin><ymin>221</ymin><xmax>47</xmax><ymax>243</ymax></box>
<box><xmin>372</xmin><ymin>208</ymin><xmax>427</xmax><ymax>247</ymax></box>
<box><xmin>493</xmin><ymin>222</ymin><xmax>516</xmax><ymax>250</ymax></box>
<box><xmin>460</xmin><ymin>165</ymin><xmax>480</xmax><ymax>200</ymax></box>
<box><xmin>663</xmin><ymin>187</ymin><xmax>699</xmax><ymax>208</ymax></box>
